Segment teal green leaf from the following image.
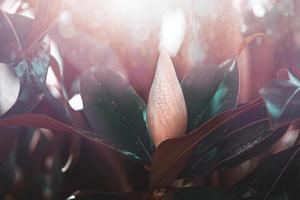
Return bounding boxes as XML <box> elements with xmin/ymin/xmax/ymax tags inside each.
<box><xmin>2</xmin><ymin>42</ymin><xmax>50</xmax><ymax>117</ymax></box>
<box><xmin>0</xmin><ymin>12</ymin><xmax>51</xmax><ymax>117</ymax></box>
<box><xmin>180</xmin><ymin>59</ymin><xmax>239</xmax><ymax>175</ymax></box>
<box><xmin>260</xmin><ymin>70</ymin><xmax>300</xmax><ymax>129</ymax></box>
<box><xmin>80</xmin><ymin>68</ymin><xmax>153</xmax><ymax>163</ymax></box>
<box><xmin>182</xmin><ymin>59</ymin><xmax>239</xmax><ymax>132</ymax></box>
<box><xmin>173</xmin><ymin>186</ymin><xmax>237</xmax><ymax>200</ymax></box>
<box><xmin>183</xmin><ymin>117</ymin><xmax>273</xmax><ymax>177</ymax></box>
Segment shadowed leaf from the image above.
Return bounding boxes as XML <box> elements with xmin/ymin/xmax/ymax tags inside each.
<box><xmin>183</xmin><ymin>118</ymin><xmax>272</xmax><ymax>177</ymax></box>
<box><xmin>0</xmin><ymin>12</ymin><xmax>28</xmax><ymax>62</ymax></box>
<box><xmin>81</xmin><ymin>68</ymin><xmax>153</xmax><ymax>163</ymax></box>
<box><xmin>260</xmin><ymin>70</ymin><xmax>300</xmax><ymax>129</ymax></box>
<box><xmin>0</xmin><ymin>113</ymin><xmax>144</xmax><ymax>161</ymax></box>
<box><xmin>150</xmin><ymin>99</ymin><xmax>263</xmax><ymax>189</ymax></box>
<box><xmin>182</xmin><ymin>59</ymin><xmax>239</xmax><ymax>132</ymax></box>
<box><xmin>25</xmin><ymin>0</ymin><xmax>63</xmax><ymax>53</ymax></box>
<box><xmin>173</xmin><ymin>186</ymin><xmax>237</xmax><ymax>200</ymax></box>
<box><xmin>180</xmin><ymin>102</ymin><xmax>268</xmax><ymax>176</ymax></box>
<box><xmin>232</xmin><ymin>145</ymin><xmax>300</xmax><ymax>200</ymax></box>
<box><xmin>0</xmin><ymin>12</ymin><xmax>51</xmax><ymax>117</ymax></box>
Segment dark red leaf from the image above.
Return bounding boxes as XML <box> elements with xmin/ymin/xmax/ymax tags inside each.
<box><xmin>150</xmin><ymin>99</ymin><xmax>263</xmax><ymax>189</ymax></box>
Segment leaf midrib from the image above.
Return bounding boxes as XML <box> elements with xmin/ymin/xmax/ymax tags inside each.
<box><xmin>94</xmin><ymin>75</ymin><xmax>152</xmax><ymax>162</ymax></box>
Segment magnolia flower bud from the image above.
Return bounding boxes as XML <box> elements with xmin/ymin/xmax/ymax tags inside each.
<box><xmin>147</xmin><ymin>48</ymin><xmax>188</xmax><ymax>147</ymax></box>
<box><xmin>147</xmin><ymin>7</ymin><xmax>187</xmax><ymax>147</ymax></box>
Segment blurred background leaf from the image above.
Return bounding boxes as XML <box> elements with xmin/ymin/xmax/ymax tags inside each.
<box><xmin>260</xmin><ymin>70</ymin><xmax>300</xmax><ymax>129</ymax></box>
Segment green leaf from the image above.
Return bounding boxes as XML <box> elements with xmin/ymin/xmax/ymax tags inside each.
<box><xmin>260</xmin><ymin>70</ymin><xmax>300</xmax><ymax>129</ymax></box>
<box><xmin>80</xmin><ymin>68</ymin><xmax>153</xmax><ymax>163</ymax></box>
<box><xmin>173</xmin><ymin>186</ymin><xmax>237</xmax><ymax>200</ymax></box>
<box><xmin>0</xmin><ymin>12</ymin><xmax>51</xmax><ymax>117</ymax></box>
<box><xmin>182</xmin><ymin>118</ymin><xmax>272</xmax><ymax>177</ymax></box>
<box><xmin>182</xmin><ymin>59</ymin><xmax>239</xmax><ymax>132</ymax></box>
<box><xmin>232</xmin><ymin>145</ymin><xmax>300</xmax><ymax>200</ymax></box>
<box><xmin>150</xmin><ymin>99</ymin><xmax>262</xmax><ymax>189</ymax></box>
<box><xmin>181</xmin><ymin>59</ymin><xmax>240</xmax><ymax>176</ymax></box>
<box><xmin>3</xmin><ymin>51</ymin><xmax>50</xmax><ymax>117</ymax></box>
<box><xmin>30</xmin><ymin>39</ymin><xmax>51</xmax><ymax>83</ymax></box>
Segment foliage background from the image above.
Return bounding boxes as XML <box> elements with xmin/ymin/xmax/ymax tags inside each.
<box><xmin>0</xmin><ymin>0</ymin><xmax>300</xmax><ymax>199</ymax></box>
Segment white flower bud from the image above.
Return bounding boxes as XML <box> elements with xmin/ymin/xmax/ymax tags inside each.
<box><xmin>147</xmin><ymin>48</ymin><xmax>187</xmax><ymax>147</ymax></box>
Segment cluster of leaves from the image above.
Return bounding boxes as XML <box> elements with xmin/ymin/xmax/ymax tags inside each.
<box><xmin>0</xmin><ymin>1</ymin><xmax>300</xmax><ymax>200</ymax></box>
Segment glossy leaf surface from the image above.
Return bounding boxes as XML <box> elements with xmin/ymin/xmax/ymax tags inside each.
<box><xmin>260</xmin><ymin>70</ymin><xmax>300</xmax><ymax>129</ymax></box>
<box><xmin>150</xmin><ymin>99</ymin><xmax>262</xmax><ymax>189</ymax></box>
<box><xmin>181</xmin><ymin>100</ymin><xmax>267</xmax><ymax>177</ymax></box>
<box><xmin>182</xmin><ymin>59</ymin><xmax>239</xmax><ymax>132</ymax></box>
<box><xmin>81</xmin><ymin>68</ymin><xmax>153</xmax><ymax>163</ymax></box>
<box><xmin>183</xmin><ymin>118</ymin><xmax>272</xmax><ymax>177</ymax></box>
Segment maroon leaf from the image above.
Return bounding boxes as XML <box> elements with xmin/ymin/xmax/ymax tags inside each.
<box><xmin>0</xmin><ymin>113</ymin><xmax>120</xmax><ymax>155</ymax></box>
<box><xmin>49</xmin><ymin>55</ymin><xmax>83</xmax><ymax>172</ymax></box>
<box><xmin>25</xmin><ymin>0</ymin><xmax>63</xmax><ymax>54</ymax></box>
<box><xmin>150</xmin><ymin>99</ymin><xmax>263</xmax><ymax>189</ymax></box>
